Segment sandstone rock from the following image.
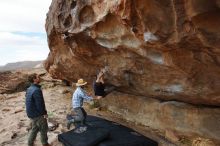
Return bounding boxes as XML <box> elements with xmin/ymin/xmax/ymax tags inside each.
<box><xmin>44</xmin><ymin>0</ymin><xmax>220</xmax><ymax>144</ymax></box>
<box><xmin>100</xmin><ymin>92</ymin><xmax>220</xmax><ymax>143</ymax></box>
<box><xmin>0</xmin><ymin>71</ymin><xmax>30</xmax><ymax>94</ymax></box>
<box><xmin>45</xmin><ymin>0</ymin><xmax>220</xmax><ymax>106</ymax></box>
<box><xmin>165</xmin><ymin>130</ymin><xmax>180</xmax><ymax>143</ymax></box>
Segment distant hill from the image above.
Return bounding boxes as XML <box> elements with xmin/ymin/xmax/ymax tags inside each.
<box><xmin>0</xmin><ymin>61</ymin><xmax>44</xmax><ymax>72</ymax></box>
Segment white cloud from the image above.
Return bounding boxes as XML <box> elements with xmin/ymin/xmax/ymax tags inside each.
<box><xmin>0</xmin><ymin>32</ymin><xmax>49</xmax><ymax>65</ymax></box>
<box><xmin>0</xmin><ymin>0</ymin><xmax>52</xmax><ymax>32</ymax></box>
<box><xmin>0</xmin><ymin>47</ymin><xmax>48</xmax><ymax>66</ymax></box>
<box><xmin>0</xmin><ymin>32</ymin><xmax>46</xmax><ymax>47</ymax></box>
<box><xmin>0</xmin><ymin>0</ymin><xmax>52</xmax><ymax>65</ymax></box>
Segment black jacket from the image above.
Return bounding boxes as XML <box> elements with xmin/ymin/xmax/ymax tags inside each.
<box><xmin>25</xmin><ymin>84</ymin><xmax>47</xmax><ymax>118</ymax></box>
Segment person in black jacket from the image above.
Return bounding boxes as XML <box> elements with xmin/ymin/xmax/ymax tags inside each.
<box><xmin>25</xmin><ymin>73</ymin><xmax>51</xmax><ymax>146</ymax></box>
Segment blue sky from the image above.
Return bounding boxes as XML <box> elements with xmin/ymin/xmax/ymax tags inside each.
<box><xmin>0</xmin><ymin>0</ymin><xmax>52</xmax><ymax>65</ymax></box>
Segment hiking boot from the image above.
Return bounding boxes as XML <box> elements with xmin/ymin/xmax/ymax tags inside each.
<box><xmin>67</xmin><ymin>120</ymin><xmax>74</xmax><ymax>130</ymax></box>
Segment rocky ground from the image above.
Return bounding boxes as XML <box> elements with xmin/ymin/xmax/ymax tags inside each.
<box><xmin>0</xmin><ymin>68</ymin><xmax>216</xmax><ymax>146</ymax></box>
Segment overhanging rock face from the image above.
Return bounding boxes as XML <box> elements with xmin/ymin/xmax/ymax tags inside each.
<box><xmin>45</xmin><ymin>0</ymin><xmax>220</xmax><ymax>106</ymax></box>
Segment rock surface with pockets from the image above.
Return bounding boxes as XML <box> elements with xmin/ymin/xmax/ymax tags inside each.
<box><xmin>45</xmin><ymin>1</ymin><xmax>220</xmax><ymax>144</ymax></box>
<box><xmin>45</xmin><ymin>0</ymin><xmax>220</xmax><ymax>106</ymax></box>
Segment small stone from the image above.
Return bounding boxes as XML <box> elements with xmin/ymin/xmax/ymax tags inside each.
<box><xmin>11</xmin><ymin>132</ymin><xmax>17</xmax><ymax>139</ymax></box>
<box><xmin>14</xmin><ymin>108</ymin><xmax>23</xmax><ymax>114</ymax></box>
<box><xmin>2</xmin><ymin>108</ymin><xmax>10</xmax><ymax>112</ymax></box>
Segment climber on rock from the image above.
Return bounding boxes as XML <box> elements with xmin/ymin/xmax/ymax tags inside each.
<box><xmin>93</xmin><ymin>68</ymin><xmax>115</xmax><ymax>99</ymax></box>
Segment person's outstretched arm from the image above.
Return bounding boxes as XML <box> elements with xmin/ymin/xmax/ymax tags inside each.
<box><xmin>96</xmin><ymin>71</ymin><xmax>104</xmax><ymax>83</ymax></box>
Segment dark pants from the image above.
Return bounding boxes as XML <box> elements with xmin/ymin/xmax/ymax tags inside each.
<box><xmin>28</xmin><ymin>116</ymin><xmax>48</xmax><ymax>146</ymax></box>
<box><xmin>69</xmin><ymin>107</ymin><xmax>87</xmax><ymax>127</ymax></box>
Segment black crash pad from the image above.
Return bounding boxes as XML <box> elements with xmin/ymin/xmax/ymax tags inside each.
<box><xmin>97</xmin><ymin>129</ymin><xmax>157</xmax><ymax>146</ymax></box>
<box><xmin>60</xmin><ymin>115</ymin><xmax>158</xmax><ymax>146</ymax></box>
<box><xmin>86</xmin><ymin>116</ymin><xmax>157</xmax><ymax>146</ymax></box>
<box><xmin>58</xmin><ymin>126</ymin><xmax>109</xmax><ymax>146</ymax></box>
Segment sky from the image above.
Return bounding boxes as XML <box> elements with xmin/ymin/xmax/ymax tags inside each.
<box><xmin>0</xmin><ymin>0</ymin><xmax>52</xmax><ymax>66</ymax></box>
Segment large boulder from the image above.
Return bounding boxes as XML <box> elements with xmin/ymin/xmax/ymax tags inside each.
<box><xmin>45</xmin><ymin>0</ymin><xmax>220</xmax><ymax>106</ymax></box>
<box><xmin>44</xmin><ymin>1</ymin><xmax>220</xmax><ymax>143</ymax></box>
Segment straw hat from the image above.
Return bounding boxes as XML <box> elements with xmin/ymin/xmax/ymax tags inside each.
<box><xmin>76</xmin><ymin>78</ymin><xmax>87</xmax><ymax>86</ymax></box>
